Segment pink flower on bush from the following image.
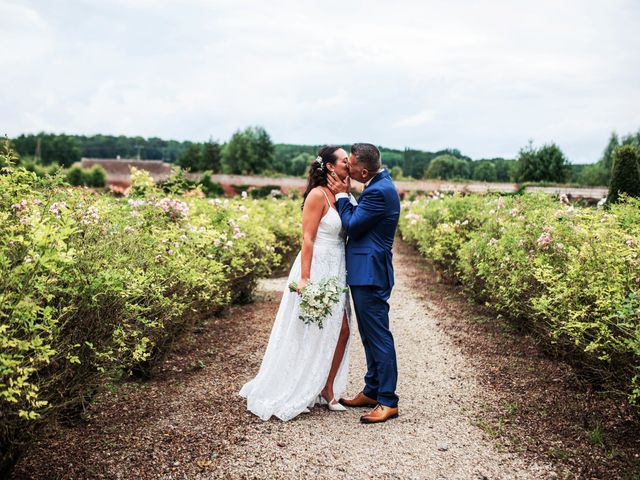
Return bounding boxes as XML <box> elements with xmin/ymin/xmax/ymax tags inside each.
<box><xmin>155</xmin><ymin>198</ymin><xmax>189</xmax><ymax>220</ymax></box>
<box><xmin>559</xmin><ymin>194</ymin><xmax>569</xmax><ymax>205</ymax></box>
<box><xmin>626</xmin><ymin>239</ymin><xmax>635</xmax><ymax>247</ymax></box>
<box><xmin>488</xmin><ymin>238</ymin><xmax>498</xmax><ymax>246</ymax></box>
<box><xmin>555</xmin><ymin>242</ymin><xmax>565</xmax><ymax>252</ymax></box>
<box><xmin>128</xmin><ymin>199</ymin><xmax>146</xmax><ymax>208</ymax></box>
<box><xmin>11</xmin><ymin>199</ymin><xmax>29</xmax><ymax>212</ymax></box>
<box><xmin>49</xmin><ymin>201</ymin><xmax>67</xmax><ymax>218</ymax></box>
<box><xmin>537</xmin><ymin>232</ymin><xmax>552</xmax><ymax>249</ymax></box>
<box><xmin>81</xmin><ymin>206</ymin><xmax>100</xmax><ymax>225</ymax></box>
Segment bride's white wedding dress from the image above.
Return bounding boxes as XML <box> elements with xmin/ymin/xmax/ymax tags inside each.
<box><xmin>239</xmin><ymin>192</ymin><xmax>354</xmax><ymax>421</ymax></box>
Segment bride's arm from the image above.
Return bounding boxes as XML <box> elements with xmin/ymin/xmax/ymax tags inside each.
<box><xmin>299</xmin><ymin>189</ymin><xmax>325</xmax><ymax>291</ymax></box>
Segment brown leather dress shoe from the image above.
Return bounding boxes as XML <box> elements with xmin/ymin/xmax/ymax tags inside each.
<box><xmin>339</xmin><ymin>391</ymin><xmax>378</xmax><ymax>408</ymax></box>
<box><xmin>360</xmin><ymin>404</ymin><xmax>399</xmax><ymax>424</ymax></box>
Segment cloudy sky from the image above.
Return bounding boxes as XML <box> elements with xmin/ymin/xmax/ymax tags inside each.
<box><xmin>2</xmin><ymin>0</ymin><xmax>639</xmax><ymax>163</ymax></box>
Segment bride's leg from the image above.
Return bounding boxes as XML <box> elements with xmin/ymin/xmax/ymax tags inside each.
<box><xmin>322</xmin><ymin>311</ymin><xmax>350</xmax><ymax>402</ymax></box>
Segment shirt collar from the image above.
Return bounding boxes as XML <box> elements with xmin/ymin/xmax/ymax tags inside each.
<box><xmin>364</xmin><ymin>168</ymin><xmax>385</xmax><ymax>188</ymax></box>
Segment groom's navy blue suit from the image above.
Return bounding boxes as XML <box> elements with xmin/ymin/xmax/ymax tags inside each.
<box><xmin>336</xmin><ymin>169</ymin><xmax>400</xmax><ymax>408</ymax></box>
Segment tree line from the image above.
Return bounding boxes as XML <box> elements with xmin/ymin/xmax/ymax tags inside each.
<box><xmin>8</xmin><ymin>126</ymin><xmax>640</xmax><ymax>186</ymax></box>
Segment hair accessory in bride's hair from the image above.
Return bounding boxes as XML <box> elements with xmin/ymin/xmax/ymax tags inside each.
<box><xmin>315</xmin><ymin>155</ymin><xmax>324</xmax><ymax>170</ymax></box>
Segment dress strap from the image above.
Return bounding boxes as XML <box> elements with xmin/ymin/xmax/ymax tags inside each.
<box><xmin>320</xmin><ymin>188</ymin><xmax>332</xmax><ymax>209</ymax></box>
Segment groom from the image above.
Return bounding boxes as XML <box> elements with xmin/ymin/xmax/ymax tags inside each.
<box><xmin>327</xmin><ymin>143</ymin><xmax>401</xmax><ymax>424</ymax></box>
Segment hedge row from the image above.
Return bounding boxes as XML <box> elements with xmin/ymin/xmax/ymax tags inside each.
<box><xmin>399</xmin><ymin>192</ymin><xmax>640</xmax><ymax>406</ymax></box>
<box><xmin>0</xmin><ymin>144</ymin><xmax>301</xmax><ymax>474</ymax></box>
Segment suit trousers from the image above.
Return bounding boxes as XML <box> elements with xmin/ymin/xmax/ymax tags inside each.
<box><xmin>350</xmin><ymin>284</ymin><xmax>399</xmax><ymax>408</ymax></box>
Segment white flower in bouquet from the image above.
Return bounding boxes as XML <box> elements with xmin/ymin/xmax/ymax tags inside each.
<box><xmin>288</xmin><ymin>277</ymin><xmax>348</xmax><ymax>329</ymax></box>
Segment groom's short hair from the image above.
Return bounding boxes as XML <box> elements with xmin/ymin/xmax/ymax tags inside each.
<box><xmin>351</xmin><ymin>143</ymin><xmax>381</xmax><ymax>172</ymax></box>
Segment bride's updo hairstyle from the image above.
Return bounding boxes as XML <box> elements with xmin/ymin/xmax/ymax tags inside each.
<box><xmin>301</xmin><ymin>145</ymin><xmax>341</xmax><ymax>209</ymax></box>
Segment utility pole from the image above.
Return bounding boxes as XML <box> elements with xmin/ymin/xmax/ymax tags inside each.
<box><xmin>135</xmin><ymin>144</ymin><xmax>144</xmax><ymax>160</ymax></box>
<box><xmin>35</xmin><ymin>138</ymin><xmax>41</xmax><ymax>163</ymax></box>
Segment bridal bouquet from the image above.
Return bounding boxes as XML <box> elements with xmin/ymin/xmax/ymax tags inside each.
<box><xmin>288</xmin><ymin>277</ymin><xmax>348</xmax><ymax>329</ymax></box>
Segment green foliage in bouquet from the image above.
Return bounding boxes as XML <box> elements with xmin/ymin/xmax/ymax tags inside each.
<box><xmin>399</xmin><ymin>192</ymin><xmax>640</xmax><ymax>407</ymax></box>
<box><xmin>0</xmin><ymin>140</ymin><xmax>301</xmax><ymax>475</ymax></box>
<box><xmin>288</xmin><ymin>277</ymin><xmax>348</xmax><ymax>329</ymax></box>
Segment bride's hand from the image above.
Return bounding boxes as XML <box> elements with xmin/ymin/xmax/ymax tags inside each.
<box><xmin>297</xmin><ymin>278</ymin><xmax>309</xmax><ymax>293</ymax></box>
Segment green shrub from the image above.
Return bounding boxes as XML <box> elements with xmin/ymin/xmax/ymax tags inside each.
<box><xmin>128</xmin><ymin>166</ymin><xmax>157</xmax><ymax>197</ymax></box>
<box><xmin>400</xmin><ymin>192</ymin><xmax>640</xmax><ymax>406</ymax></box>
<box><xmin>608</xmin><ymin>144</ymin><xmax>640</xmax><ymax>204</ymax></box>
<box><xmin>160</xmin><ymin>165</ymin><xmax>196</xmax><ymax>195</ymax></box>
<box><xmin>250</xmin><ymin>185</ymin><xmax>282</xmax><ymax>198</ymax></box>
<box><xmin>0</xmin><ymin>141</ymin><xmax>301</xmax><ymax>474</ymax></box>
<box><xmin>84</xmin><ymin>164</ymin><xmax>107</xmax><ymax>187</ymax></box>
<box><xmin>198</xmin><ymin>173</ymin><xmax>224</xmax><ymax>197</ymax></box>
<box><xmin>65</xmin><ymin>165</ymin><xmax>85</xmax><ymax>186</ymax></box>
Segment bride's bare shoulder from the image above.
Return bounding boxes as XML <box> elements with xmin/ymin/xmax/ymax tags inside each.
<box><xmin>306</xmin><ymin>187</ymin><xmax>325</xmax><ymax>203</ymax></box>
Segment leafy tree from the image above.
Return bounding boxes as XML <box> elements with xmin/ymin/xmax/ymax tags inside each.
<box><xmin>472</xmin><ymin>161</ymin><xmax>497</xmax><ymax>182</ymax></box>
<box><xmin>12</xmin><ymin>133</ymin><xmax>81</xmax><ymax>167</ymax></box>
<box><xmin>578</xmin><ymin>163</ymin><xmax>608</xmax><ymax>186</ymax></box>
<box><xmin>390</xmin><ymin>166</ymin><xmax>404</xmax><ymax>180</ymax></box>
<box><xmin>515</xmin><ymin>141</ymin><xmax>570</xmax><ymax>183</ymax></box>
<box><xmin>176</xmin><ymin>144</ymin><xmax>202</xmax><ymax>171</ymax></box>
<box><xmin>223</xmin><ymin>129</ymin><xmax>256</xmax><ymax>174</ymax></box>
<box><xmin>289</xmin><ymin>153</ymin><xmax>313</xmax><ymax>176</ymax></box>
<box><xmin>493</xmin><ymin>158</ymin><xmax>516</xmax><ymax>182</ymax></box>
<box><xmin>424</xmin><ymin>154</ymin><xmax>470</xmax><ymax>180</ymax></box>
<box><xmin>607</xmin><ymin>144</ymin><xmax>640</xmax><ymax>204</ymax></box>
<box><xmin>252</xmin><ymin>126</ymin><xmax>275</xmax><ymax>173</ymax></box>
<box><xmin>222</xmin><ymin>126</ymin><xmax>274</xmax><ymax>175</ymax></box>
<box><xmin>200</xmin><ymin>140</ymin><xmax>222</xmax><ymax>172</ymax></box>
<box><xmin>601</xmin><ymin>132</ymin><xmax>620</xmax><ymax>173</ymax></box>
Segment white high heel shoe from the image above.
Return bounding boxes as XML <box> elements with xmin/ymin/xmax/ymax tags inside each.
<box><xmin>318</xmin><ymin>394</ymin><xmax>347</xmax><ymax>411</ymax></box>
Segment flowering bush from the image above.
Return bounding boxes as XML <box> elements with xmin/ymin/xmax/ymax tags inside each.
<box><xmin>399</xmin><ymin>192</ymin><xmax>640</xmax><ymax>406</ymax></box>
<box><xmin>0</xmin><ymin>142</ymin><xmax>301</xmax><ymax>473</ymax></box>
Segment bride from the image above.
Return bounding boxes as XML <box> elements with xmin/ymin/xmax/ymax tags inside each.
<box><xmin>239</xmin><ymin>146</ymin><xmax>354</xmax><ymax>421</ymax></box>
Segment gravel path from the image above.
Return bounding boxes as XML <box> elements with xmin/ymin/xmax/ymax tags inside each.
<box><xmin>12</xmin><ymin>243</ymin><xmax>556</xmax><ymax>479</ymax></box>
<box><xmin>218</xmin><ymin>245</ymin><xmax>554</xmax><ymax>479</ymax></box>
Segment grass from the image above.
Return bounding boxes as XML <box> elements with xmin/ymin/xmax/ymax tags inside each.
<box><xmin>505</xmin><ymin>401</ymin><xmax>519</xmax><ymax>415</ymax></box>
<box><xmin>588</xmin><ymin>422</ymin><xmax>606</xmax><ymax>449</ymax></box>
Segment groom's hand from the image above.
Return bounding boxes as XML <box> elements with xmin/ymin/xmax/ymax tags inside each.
<box><xmin>327</xmin><ymin>173</ymin><xmax>350</xmax><ymax>195</ymax></box>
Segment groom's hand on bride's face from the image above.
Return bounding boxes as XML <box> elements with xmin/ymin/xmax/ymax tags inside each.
<box><xmin>327</xmin><ymin>173</ymin><xmax>349</xmax><ymax>195</ymax></box>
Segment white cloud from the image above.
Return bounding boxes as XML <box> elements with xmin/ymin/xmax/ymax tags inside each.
<box><xmin>1</xmin><ymin>0</ymin><xmax>639</xmax><ymax>163</ymax></box>
<box><xmin>394</xmin><ymin>110</ymin><xmax>437</xmax><ymax>128</ymax></box>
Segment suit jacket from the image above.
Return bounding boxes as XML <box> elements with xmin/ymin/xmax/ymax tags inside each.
<box><xmin>336</xmin><ymin>169</ymin><xmax>400</xmax><ymax>288</ymax></box>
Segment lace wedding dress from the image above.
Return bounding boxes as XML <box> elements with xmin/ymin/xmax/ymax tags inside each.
<box><xmin>239</xmin><ymin>193</ymin><xmax>354</xmax><ymax>421</ymax></box>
